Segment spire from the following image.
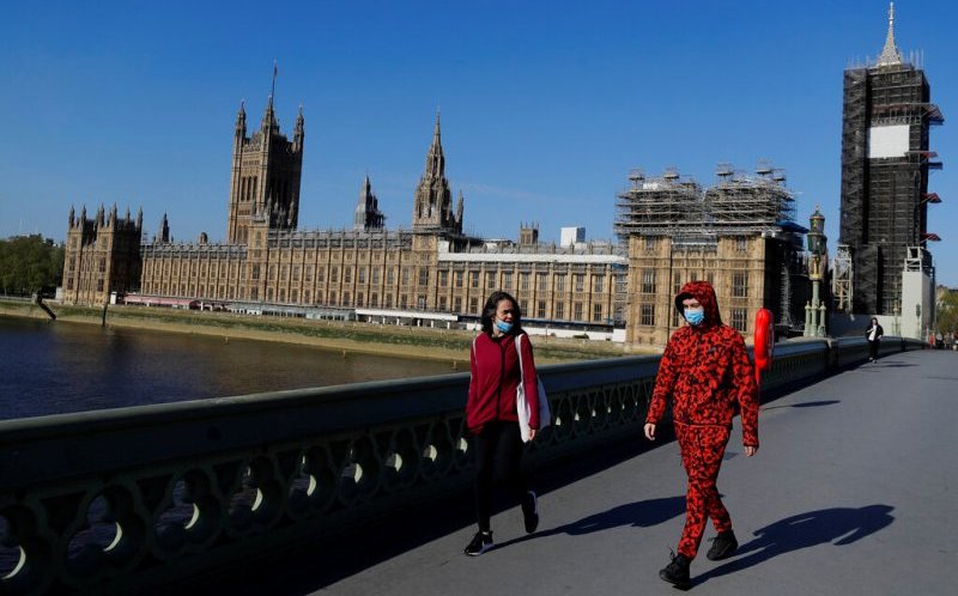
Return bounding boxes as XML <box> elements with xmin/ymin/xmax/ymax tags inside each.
<box><xmin>69</xmin><ymin>205</ymin><xmax>75</xmax><ymax>227</ymax></box>
<box><xmin>262</xmin><ymin>63</ymin><xmax>278</xmax><ymax>131</ymax></box>
<box><xmin>293</xmin><ymin>103</ymin><xmax>304</xmax><ymax>150</ymax></box>
<box><xmin>235</xmin><ymin>100</ymin><xmax>247</xmax><ymax>137</ymax></box>
<box><xmin>424</xmin><ymin>109</ymin><xmax>445</xmax><ymax>177</ymax></box>
<box><xmin>877</xmin><ymin>2</ymin><xmax>902</xmax><ymax>67</ymax></box>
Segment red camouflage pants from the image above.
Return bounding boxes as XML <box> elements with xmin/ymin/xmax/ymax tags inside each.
<box><xmin>675</xmin><ymin>421</ymin><xmax>733</xmax><ymax>559</ymax></box>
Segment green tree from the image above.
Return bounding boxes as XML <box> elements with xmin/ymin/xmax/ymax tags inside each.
<box><xmin>0</xmin><ymin>235</ymin><xmax>65</xmax><ymax>296</ymax></box>
<box><xmin>937</xmin><ymin>289</ymin><xmax>958</xmax><ymax>336</ymax></box>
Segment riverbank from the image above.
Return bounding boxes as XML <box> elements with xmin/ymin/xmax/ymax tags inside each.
<box><xmin>0</xmin><ymin>299</ymin><xmax>653</xmax><ymax>364</ymax></box>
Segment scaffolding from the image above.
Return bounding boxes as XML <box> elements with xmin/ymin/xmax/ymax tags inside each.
<box><xmin>614</xmin><ymin>168</ymin><xmax>705</xmax><ymax>243</ymax></box>
<box><xmin>704</xmin><ymin>162</ymin><xmax>796</xmax><ymax>234</ymax></box>
<box><xmin>831</xmin><ymin>243</ymin><xmax>853</xmax><ymax>313</ymax></box>
<box><xmin>615</xmin><ymin>163</ymin><xmax>796</xmax><ymax>242</ymax></box>
<box><xmin>839</xmin><ymin>55</ymin><xmax>944</xmax><ymax>315</ymax></box>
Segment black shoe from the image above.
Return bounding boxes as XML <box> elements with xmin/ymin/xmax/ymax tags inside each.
<box><xmin>521</xmin><ymin>491</ymin><xmax>539</xmax><ymax>534</ymax></box>
<box><xmin>706</xmin><ymin>530</ymin><xmax>738</xmax><ymax>561</ymax></box>
<box><xmin>659</xmin><ymin>551</ymin><xmax>691</xmax><ymax>589</ymax></box>
<box><xmin>464</xmin><ymin>531</ymin><xmax>493</xmax><ymax>556</ymax></box>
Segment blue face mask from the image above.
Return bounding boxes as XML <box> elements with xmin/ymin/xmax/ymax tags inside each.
<box><xmin>495</xmin><ymin>319</ymin><xmax>513</xmax><ymax>334</ymax></box>
<box><xmin>684</xmin><ymin>308</ymin><xmax>705</xmax><ymax>326</ymax></box>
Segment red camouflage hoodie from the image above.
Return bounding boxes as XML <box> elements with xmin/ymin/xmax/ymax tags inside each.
<box><xmin>646</xmin><ymin>280</ymin><xmax>759</xmax><ymax>447</ymax></box>
<box><xmin>466</xmin><ymin>331</ymin><xmax>539</xmax><ymax>435</ymax></box>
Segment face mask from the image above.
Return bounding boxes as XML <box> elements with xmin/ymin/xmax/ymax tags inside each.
<box><xmin>684</xmin><ymin>308</ymin><xmax>705</xmax><ymax>326</ymax></box>
<box><xmin>495</xmin><ymin>319</ymin><xmax>513</xmax><ymax>334</ymax></box>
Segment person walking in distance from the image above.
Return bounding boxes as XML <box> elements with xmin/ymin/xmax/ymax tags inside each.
<box><xmin>865</xmin><ymin>317</ymin><xmax>884</xmax><ymax>362</ymax></box>
<box><xmin>643</xmin><ymin>281</ymin><xmax>760</xmax><ymax>589</ymax></box>
<box><xmin>463</xmin><ymin>291</ymin><xmax>540</xmax><ymax>556</ymax></box>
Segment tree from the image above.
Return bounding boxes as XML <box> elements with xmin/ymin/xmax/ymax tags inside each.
<box><xmin>0</xmin><ymin>235</ymin><xmax>65</xmax><ymax>296</ymax></box>
<box><xmin>937</xmin><ymin>289</ymin><xmax>958</xmax><ymax>336</ymax></box>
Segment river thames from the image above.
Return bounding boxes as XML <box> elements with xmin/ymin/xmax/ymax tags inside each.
<box><xmin>0</xmin><ymin>316</ymin><xmax>458</xmax><ymax>421</ymax></box>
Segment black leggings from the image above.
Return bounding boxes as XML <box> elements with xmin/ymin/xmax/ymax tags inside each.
<box><xmin>868</xmin><ymin>339</ymin><xmax>880</xmax><ymax>359</ymax></box>
<box><xmin>473</xmin><ymin>421</ymin><xmax>528</xmax><ymax>532</ymax></box>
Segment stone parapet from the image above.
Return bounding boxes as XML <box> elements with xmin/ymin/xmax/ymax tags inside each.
<box><xmin>0</xmin><ymin>337</ymin><xmax>923</xmax><ymax>594</ymax></box>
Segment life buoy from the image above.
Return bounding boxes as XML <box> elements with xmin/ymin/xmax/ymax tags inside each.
<box><xmin>754</xmin><ymin>308</ymin><xmax>774</xmax><ymax>384</ymax></box>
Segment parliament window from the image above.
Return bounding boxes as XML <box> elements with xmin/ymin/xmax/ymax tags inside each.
<box><xmin>574</xmin><ymin>274</ymin><xmax>584</xmax><ymax>292</ymax></box>
<box><xmin>555</xmin><ymin>274</ymin><xmax>565</xmax><ymax>292</ymax></box>
<box><xmin>486</xmin><ymin>271</ymin><xmax>496</xmax><ymax>289</ymax></box>
<box><xmin>732</xmin><ymin>272</ymin><xmax>748</xmax><ymax>297</ymax></box>
<box><xmin>593</xmin><ymin>303</ymin><xmax>603</xmax><ymax>322</ymax></box>
<box><xmin>555</xmin><ymin>301</ymin><xmax>564</xmax><ymax>319</ymax></box>
<box><xmin>573</xmin><ymin>302</ymin><xmax>583</xmax><ymax>320</ymax></box>
<box><xmin>641</xmin><ymin>304</ymin><xmax>655</xmax><ymax>326</ymax></box>
<box><xmin>642</xmin><ymin>270</ymin><xmax>656</xmax><ymax>294</ymax></box>
<box><xmin>731</xmin><ymin>308</ymin><xmax>747</xmax><ymax>332</ymax></box>
<box><xmin>593</xmin><ymin>275</ymin><xmax>604</xmax><ymax>293</ymax></box>
<box><xmin>537</xmin><ymin>300</ymin><xmax>547</xmax><ymax>318</ymax></box>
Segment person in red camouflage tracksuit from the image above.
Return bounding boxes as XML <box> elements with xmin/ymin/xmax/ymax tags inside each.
<box><xmin>643</xmin><ymin>280</ymin><xmax>760</xmax><ymax>589</ymax></box>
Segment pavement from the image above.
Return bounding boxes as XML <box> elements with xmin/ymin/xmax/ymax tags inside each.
<box><xmin>203</xmin><ymin>349</ymin><xmax>958</xmax><ymax>595</ymax></box>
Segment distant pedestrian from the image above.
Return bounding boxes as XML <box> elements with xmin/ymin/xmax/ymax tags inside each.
<box><xmin>865</xmin><ymin>317</ymin><xmax>884</xmax><ymax>362</ymax></box>
<box><xmin>463</xmin><ymin>291</ymin><xmax>540</xmax><ymax>556</ymax></box>
<box><xmin>644</xmin><ymin>281</ymin><xmax>759</xmax><ymax>589</ymax></box>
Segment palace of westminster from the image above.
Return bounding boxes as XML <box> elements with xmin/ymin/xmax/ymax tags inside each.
<box><xmin>61</xmin><ymin>88</ymin><xmax>815</xmax><ymax>347</ymax></box>
<box><xmin>57</xmin><ymin>5</ymin><xmax>944</xmax><ymax>347</ymax></box>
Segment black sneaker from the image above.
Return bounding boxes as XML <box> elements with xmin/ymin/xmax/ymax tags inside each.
<box><xmin>521</xmin><ymin>491</ymin><xmax>539</xmax><ymax>534</ymax></box>
<box><xmin>464</xmin><ymin>531</ymin><xmax>493</xmax><ymax>556</ymax></box>
<box><xmin>659</xmin><ymin>551</ymin><xmax>691</xmax><ymax>589</ymax></box>
<box><xmin>706</xmin><ymin>530</ymin><xmax>738</xmax><ymax>561</ymax></box>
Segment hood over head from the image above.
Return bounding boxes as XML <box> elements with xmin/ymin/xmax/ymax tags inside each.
<box><xmin>675</xmin><ymin>280</ymin><xmax>721</xmax><ymax>327</ymax></box>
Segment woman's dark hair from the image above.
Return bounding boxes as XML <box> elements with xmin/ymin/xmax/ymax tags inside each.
<box><xmin>480</xmin><ymin>291</ymin><xmax>522</xmax><ymax>335</ymax></box>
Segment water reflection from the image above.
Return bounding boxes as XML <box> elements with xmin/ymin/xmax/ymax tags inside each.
<box><xmin>0</xmin><ymin>317</ymin><xmax>458</xmax><ymax>420</ymax></box>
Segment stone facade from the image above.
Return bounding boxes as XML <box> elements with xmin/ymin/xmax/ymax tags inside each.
<box><xmin>62</xmin><ymin>205</ymin><xmax>142</xmax><ymax>305</ymax></box>
<box><xmin>62</xmin><ymin>105</ymin><xmax>626</xmax><ymax>332</ymax></box>
<box><xmin>62</xmin><ymin>99</ymin><xmax>812</xmax><ymax>345</ymax></box>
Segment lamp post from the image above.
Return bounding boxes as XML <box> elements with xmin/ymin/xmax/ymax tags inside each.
<box><xmin>805</xmin><ymin>206</ymin><xmax>828</xmax><ymax>337</ymax></box>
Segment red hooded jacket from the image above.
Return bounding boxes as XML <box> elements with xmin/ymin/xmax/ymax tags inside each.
<box><xmin>646</xmin><ymin>281</ymin><xmax>759</xmax><ymax>447</ymax></box>
<box><xmin>466</xmin><ymin>331</ymin><xmax>540</xmax><ymax>435</ymax></box>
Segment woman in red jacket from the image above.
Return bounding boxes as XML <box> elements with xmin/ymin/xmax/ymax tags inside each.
<box><xmin>463</xmin><ymin>291</ymin><xmax>540</xmax><ymax>556</ymax></box>
<box><xmin>643</xmin><ymin>281</ymin><xmax>760</xmax><ymax>588</ymax></box>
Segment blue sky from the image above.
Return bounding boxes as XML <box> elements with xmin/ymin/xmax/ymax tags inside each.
<box><xmin>2</xmin><ymin>0</ymin><xmax>955</xmax><ymax>286</ymax></box>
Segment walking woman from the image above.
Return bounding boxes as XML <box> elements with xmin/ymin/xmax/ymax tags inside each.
<box><xmin>865</xmin><ymin>317</ymin><xmax>884</xmax><ymax>362</ymax></box>
<box><xmin>463</xmin><ymin>291</ymin><xmax>540</xmax><ymax>556</ymax></box>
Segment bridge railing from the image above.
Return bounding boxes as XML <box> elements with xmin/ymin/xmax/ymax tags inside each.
<box><xmin>0</xmin><ymin>337</ymin><xmax>922</xmax><ymax>594</ymax></box>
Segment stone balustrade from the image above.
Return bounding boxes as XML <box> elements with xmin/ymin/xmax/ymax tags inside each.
<box><xmin>0</xmin><ymin>336</ymin><xmax>922</xmax><ymax>594</ymax></box>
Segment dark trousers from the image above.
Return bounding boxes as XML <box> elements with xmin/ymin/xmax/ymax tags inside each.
<box><xmin>473</xmin><ymin>420</ymin><xmax>527</xmax><ymax>532</ymax></box>
<box><xmin>868</xmin><ymin>339</ymin><xmax>880</xmax><ymax>360</ymax></box>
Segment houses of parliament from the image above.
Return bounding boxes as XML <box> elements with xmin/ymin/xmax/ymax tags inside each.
<box><xmin>61</xmin><ymin>90</ymin><xmax>811</xmax><ymax>346</ymax></box>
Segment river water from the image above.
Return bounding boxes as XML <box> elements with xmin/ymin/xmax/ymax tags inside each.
<box><xmin>0</xmin><ymin>316</ymin><xmax>459</xmax><ymax>421</ymax></box>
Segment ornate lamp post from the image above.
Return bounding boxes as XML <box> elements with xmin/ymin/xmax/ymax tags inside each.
<box><xmin>805</xmin><ymin>206</ymin><xmax>828</xmax><ymax>337</ymax></box>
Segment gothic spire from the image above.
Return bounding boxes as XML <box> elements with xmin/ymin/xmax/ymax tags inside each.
<box><xmin>236</xmin><ymin>100</ymin><xmax>247</xmax><ymax>137</ymax></box>
<box><xmin>877</xmin><ymin>2</ymin><xmax>902</xmax><ymax>67</ymax></box>
<box><xmin>424</xmin><ymin>109</ymin><xmax>445</xmax><ymax>177</ymax></box>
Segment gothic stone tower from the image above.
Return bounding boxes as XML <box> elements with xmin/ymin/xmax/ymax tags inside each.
<box><xmin>412</xmin><ymin>112</ymin><xmax>463</xmax><ymax>236</ymax></box>
<box><xmin>839</xmin><ymin>3</ymin><xmax>943</xmax><ymax>315</ymax></box>
<box><xmin>227</xmin><ymin>97</ymin><xmax>304</xmax><ymax>244</ymax></box>
<box><xmin>62</xmin><ymin>204</ymin><xmax>143</xmax><ymax>305</ymax></box>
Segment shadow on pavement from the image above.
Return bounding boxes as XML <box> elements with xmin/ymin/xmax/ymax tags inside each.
<box><xmin>693</xmin><ymin>504</ymin><xmax>895</xmax><ymax>587</ymax></box>
<box><xmin>764</xmin><ymin>399</ymin><xmax>841</xmax><ymax>411</ymax></box>
<box><xmin>496</xmin><ymin>495</ymin><xmax>687</xmax><ymax>551</ymax></box>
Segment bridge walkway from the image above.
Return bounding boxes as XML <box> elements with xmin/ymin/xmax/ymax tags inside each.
<box><xmin>209</xmin><ymin>349</ymin><xmax>958</xmax><ymax>595</ymax></box>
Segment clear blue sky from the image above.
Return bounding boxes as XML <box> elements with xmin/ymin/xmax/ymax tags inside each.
<box><xmin>2</xmin><ymin>0</ymin><xmax>955</xmax><ymax>286</ymax></box>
